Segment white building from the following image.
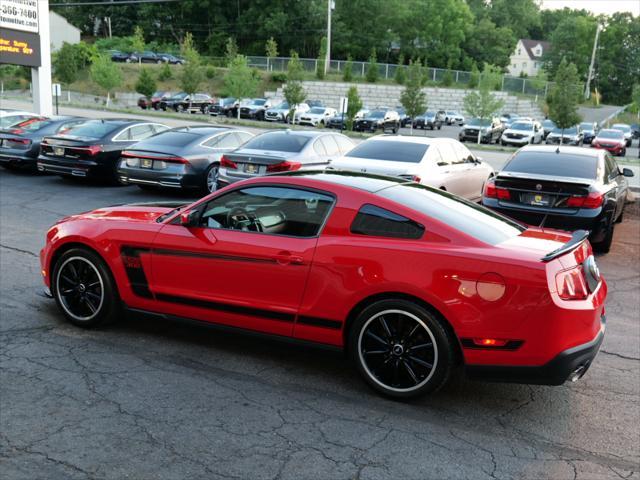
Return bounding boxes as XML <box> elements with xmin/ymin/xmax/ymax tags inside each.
<box><xmin>508</xmin><ymin>39</ymin><xmax>551</xmax><ymax>77</ymax></box>
<box><xmin>49</xmin><ymin>11</ymin><xmax>81</xmax><ymax>52</ymax></box>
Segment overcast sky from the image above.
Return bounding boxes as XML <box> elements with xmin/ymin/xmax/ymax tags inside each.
<box><xmin>540</xmin><ymin>0</ymin><xmax>639</xmax><ymax>16</ymax></box>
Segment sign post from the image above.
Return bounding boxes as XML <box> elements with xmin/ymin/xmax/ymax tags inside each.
<box><xmin>339</xmin><ymin>96</ymin><xmax>348</xmax><ymax>133</ymax></box>
<box><xmin>0</xmin><ymin>0</ymin><xmax>52</xmax><ymax>115</ymax></box>
<box><xmin>52</xmin><ymin>82</ymin><xmax>61</xmax><ymax>114</ymax></box>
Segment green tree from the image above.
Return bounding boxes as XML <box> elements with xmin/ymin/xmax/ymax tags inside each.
<box><xmin>345</xmin><ymin>85</ymin><xmax>363</xmax><ymax>131</ymax></box>
<box><xmin>90</xmin><ymin>54</ymin><xmax>123</xmax><ymax>107</ymax></box>
<box><xmin>463</xmin><ymin>18</ymin><xmax>516</xmax><ymax>69</ymax></box>
<box><xmin>135</xmin><ymin>67</ymin><xmax>157</xmax><ymax>100</ymax></box>
<box><xmin>283</xmin><ymin>51</ymin><xmax>306</xmax><ymax>124</ymax></box>
<box><xmin>468</xmin><ymin>63</ymin><xmax>479</xmax><ymax>88</ymax></box>
<box><xmin>463</xmin><ymin>65</ymin><xmax>505</xmax><ymax>143</ymax></box>
<box><xmin>488</xmin><ymin>0</ymin><xmax>542</xmax><ymax>39</ymax></box>
<box><xmin>158</xmin><ymin>62</ymin><xmax>172</xmax><ymax>81</ymax></box>
<box><xmin>179</xmin><ymin>32</ymin><xmax>204</xmax><ymax>109</ymax></box>
<box><xmin>400</xmin><ymin>59</ymin><xmax>427</xmax><ymax>135</ymax></box>
<box><xmin>265</xmin><ymin>36</ymin><xmax>278</xmax><ymax>71</ymax></box>
<box><xmin>546</xmin><ymin>15</ymin><xmax>598</xmax><ymax>79</ymax></box>
<box><xmin>316</xmin><ymin>37</ymin><xmax>327</xmax><ymax>80</ymax></box>
<box><xmin>547</xmin><ymin>58</ymin><xmax>582</xmax><ymax>137</ymax></box>
<box><xmin>632</xmin><ymin>84</ymin><xmax>640</xmax><ymax>118</ymax></box>
<box><xmin>441</xmin><ymin>63</ymin><xmax>454</xmax><ymax>87</ymax></box>
<box><xmin>479</xmin><ymin>63</ymin><xmax>502</xmax><ymax>91</ymax></box>
<box><xmin>365</xmin><ymin>48</ymin><xmax>378</xmax><ymax>83</ymax></box>
<box><xmin>131</xmin><ymin>26</ymin><xmax>145</xmax><ymax>64</ymax></box>
<box><xmin>53</xmin><ymin>42</ymin><xmax>79</xmax><ymax>86</ymax></box>
<box><xmin>342</xmin><ymin>55</ymin><xmax>353</xmax><ymax>82</ymax></box>
<box><xmin>394</xmin><ymin>54</ymin><xmax>406</xmax><ymax>85</ymax></box>
<box><xmin>225</xmin><ymin>37</ymin><xmax>239</xmax><ymax>66</ymax></box>
<box><xmin>224</xmin><ymin>55</ymin><xmax>259</xmax><ymax>119</ymax></box>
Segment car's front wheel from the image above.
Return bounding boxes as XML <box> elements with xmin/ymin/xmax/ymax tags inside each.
<box><xmin>349</xmin><ymin>299</ymin><xmax>455</xmax><ymax>399</ymax></box>
<box><xmin>52</xmin><ymin>248</ymin><xmax>120</xmax><ymax>328</ymax></box>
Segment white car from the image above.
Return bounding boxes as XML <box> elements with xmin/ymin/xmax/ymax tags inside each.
<box><xmin>329</xmin><ymin>135</ymin><xmax>494</xmax><ymax>202</ymax></box>
<box><xmin>0</xmin><ymin>110</ymin><xmax>41</xmax><ymax>128</ymax></box>
<box><xmin>296</xmin><ymin>107</ymin><xmax>338</xmax><ymax>127</ymax></box>
<box><xmin>445</xmin><ymin>111</ymin><xmax>465</xmax><ymax>125</ymax></box>
<box><xmin>500</xmin><ymin>120</ymin><xmax>543</xmax><ymax>146</ymax></box>
<box><xmin>611</xmin><ymin>123</ymin><xmax>633</xmax><ymax>147</ymax></box>
<box><xmin>264</xmin><ymin>101</ymin><xmax>310</xmax><ymax>122</ymax></box>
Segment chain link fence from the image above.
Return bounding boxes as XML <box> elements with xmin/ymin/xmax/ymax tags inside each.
<box><xmin>246</xmin><ymin>55</ymin><xmax>554</xmax><ymax>98</ymax></box>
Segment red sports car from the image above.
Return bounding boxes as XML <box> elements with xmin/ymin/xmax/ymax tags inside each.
<box><xmin>40</xmin><ymin>172</ymin><xmax>607</xmax><ymax>398</ymax></box>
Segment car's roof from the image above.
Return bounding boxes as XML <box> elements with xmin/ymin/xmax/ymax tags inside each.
<box><xmin>0</xmin><ymin>110</ymin><xmax>34</xmax><ymax>116</ymax></box>
<box><xmin>272</xmin><ymin>170</ymin><xmax>410</xmax><ymax>193</ymax></box>
<box><xmin>170</xmin><ymin>125</ymin><xmax>230</xmax><ymax>135</ymax></box>
<box><xmin>519</xmin><ymin>145</ymin><xmax>602</xmax><ymax>157</ymax></box>
<box><xmin>82</xmin><ymin>118</ymin><xmax>151</xmax><ymax>126</ymax></box>
<box><xmin>256</xmin><ymin>129</ymin><xmax>335</xmax><ymax>139</ymax></box>
<box><xmin>599</xmin><ymin>128</ymin><xmax>623</xmax><ymax>134</ymax></box>
<box><xmin>361</xmin><ymin>134</ymin><xmax>453</xmax><ymax>145</ymax></box>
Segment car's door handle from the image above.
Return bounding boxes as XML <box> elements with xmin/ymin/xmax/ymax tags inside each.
<box><xmin>275</xmin><ymin>251</ymin><xmax>304</xmax><ymax>265</ymax></box>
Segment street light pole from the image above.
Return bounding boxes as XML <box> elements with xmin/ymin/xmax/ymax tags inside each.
<box><xmin>585</xmin><ymin>23</ymin><xmax>602</xmax><ymax>99</ymax></box>
<box><xmin>325</xmin><ymin>0</ymin><xmax>333</xmax><ymax>76</ymax></box>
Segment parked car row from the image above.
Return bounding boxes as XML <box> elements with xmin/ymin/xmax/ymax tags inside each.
<box><xmin>110</xmin><ymin>50</ymin><xmax>185</xmax><ymax>64</ymax></box>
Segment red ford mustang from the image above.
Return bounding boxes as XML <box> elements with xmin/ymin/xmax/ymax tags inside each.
<box><xmin>40</xmin><ymin>171</ymin><xmax>607</xmax><ymax>398</ymax></box>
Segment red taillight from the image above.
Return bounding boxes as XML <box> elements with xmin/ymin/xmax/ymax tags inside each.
<box><xmin>77</xmin><ymin>145</ymin><xmax>102</xmax><ymax>156</ymax></box>
<box><xmin>7</xmin><ymin>138</ymin><xmax>30</xmax><ymax>145</ymax></box>
<box><xmin>220</xmin><ymin>155</ymin><xmax>237</xmax><ymax>170</ymax></box>
<box><xmin>8</xmin><ymin>128</ymin><xmax>24</xmax><ymax>134</ymax></box>
<box><xmin>266</xmin><ymin>160</ymin><xmax>302</xmax><ymax>173</ymax></box>
<box><xmin>483</xmin><ymin>178</ymin><xmax>510</xmax><ymax>200</ymax></box>
<box><xmin>566</xmin><ymin>192</ymin><xmax>603</xmax><ymax>209</ymax></box>
<box><xmin>555</xmin><ymin>266</ymin><xmax>589</xmax><ymax>300</ymax></box>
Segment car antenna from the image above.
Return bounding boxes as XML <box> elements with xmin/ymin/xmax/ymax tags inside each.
<box><xmin>539</xmin><ymin>213</ymin><xmax>549</xmax><ymax>229</ymax></box>
<box><xmin>555</xmin><ymin>146</ymin><xmax>560</xmax><ymax>153</ymax></box>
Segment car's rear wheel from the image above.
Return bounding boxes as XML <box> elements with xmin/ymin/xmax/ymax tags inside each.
<box><xmin>594</xmin><ymin>215</ymin><xmax>615</xmax><ymax>253</ymax></box>
<box><xmin>204</xmin><ymin>163</ymin><xmax>219</xmax><ymax>193</ymax></box>
<box><xmin>349</xmin><ymin>299</ymin><xmax>455</xmax><ymax>399</ymax></box>
<box><xmin>52</xmin><ymin>248</ymin><xmax>120</xmax><ymax>328</ymax></box>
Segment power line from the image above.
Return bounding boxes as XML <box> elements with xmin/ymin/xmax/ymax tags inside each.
<box><xmin>51</xmin><ymin>0</ymin><xmax>180</xmax><ymax>6</ymax></box>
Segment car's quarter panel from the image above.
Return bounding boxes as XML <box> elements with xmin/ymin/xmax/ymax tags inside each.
<box><xmin>148</xmin><ymin>225</ymin><xmax>318</xmax><ymax>337</ymax></box>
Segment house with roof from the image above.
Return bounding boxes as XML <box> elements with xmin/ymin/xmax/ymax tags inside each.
<box><xmin>508</xmin><ymin>39</ymin><xmax>551</xmax><ymax>77</ymax></box>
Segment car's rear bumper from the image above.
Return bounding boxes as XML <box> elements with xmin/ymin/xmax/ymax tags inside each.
<box><xmin>0</xmin><ymin>150</ymin><xmax>37</xmax><ymax>166</ymax></box>
<box><xmin>37</xmin><ymin>155</ymin><xmax>106</xmax><ymax>178</ymax></box>
<box><xmin>466</xmin><ymin>320</ymin><xmax>605</xmax><ymax>385</ymax></box>
<box><xmin>592</xmin><ymin>144</ymin><xmax>625</xmax><ymax>155</ymax></box>
<box><xmin>117</xmin><ymin>163</ymin><xmax>201</xmax><ymax>189</ymax></box>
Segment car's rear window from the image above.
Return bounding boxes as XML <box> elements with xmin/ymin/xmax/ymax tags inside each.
<box><xmin>134</xmin><ymin>131</ymin><xmax>200</xmax><ymax>147</ymax></box>
<box><xmin>63</xmin><ymin>121</ymin><xmax>121</xmax><ymax>139</ymax></box>
<box><xmin>378</xmin><ymin>183</ymin><xmax>525</xmax><ymax>245</ymax></box>
<box><xmin>242</xmin><ymin>132</ymin><xmax>310</xmax><ymax>152</ymax></box>
<box><xmin>503</xmin><ymin>151</ymin><xmax>598</xmax><ymax>179</ymax></box>
<box><xmin>345</xmin><ymin>140</ymin><xmax>428</xmax><ymax>163</ymax></box>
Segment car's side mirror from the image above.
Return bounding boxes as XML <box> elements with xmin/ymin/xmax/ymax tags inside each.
<box><xmin>622</xmin><ymin>168</ymin><xmax>634</xmax><ymax>177</ymax></box>
<box><xmin>180</xmin><ymin>210</ymin><xmax>199</xmax><ymax>227</ymax></box>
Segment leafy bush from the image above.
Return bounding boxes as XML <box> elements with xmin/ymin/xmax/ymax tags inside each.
<box><xmin>270</xmin><ymin>72</ymin><xmax>287</xmax><ymax>83</ymax></box>
<box><xmin>365</xmin><ymin>48</ymin><xmax>378</xmax><ymax>83</ymax></box>
<box><xmin>205</xmin><ymin>66</ymin><xmax>217</xmax><ymax>79</ymax></box>
<box><xmin>158</xmin><ymin>62</ymin><xmax>172</xmax><ymax>81</ymax></box>
<box><xmin>394</xmin><ymin>54</ymin><xmax>406</xmax><ymax>85</ymax></box>
<box><xmin>343</xmin><ymin>55</ymin><xmax>353</xmax><ymax>82</ymax></box>
<box><xmin>441</xmin><ymin>69</ymin><xmax>453</xmax><ymax>87</ymax></box>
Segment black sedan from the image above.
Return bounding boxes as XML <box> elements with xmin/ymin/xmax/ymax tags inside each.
<box><xmin>109</xmin><ymin>50</ymin><xmax>130</xmax><ymax>62</ymax></box>
<box><xmin>37</xmin><ymin>119</ymin><xmax>169</xmax><ymax>183</ymax></box>
<box><xmin>158</xmin><ymin>53</ymin><xmax>184</xmax><ymax>65</ymax></box>
<box><xmin>580</xmin><ymin>122</ymin><xmax>599</xmax><ymax>144</ymax></box>
<box><xmin>208</xmin><ymin>97</ymin><xmax>238</xmax><ymax>117</ymax></box>
<box><xmin>117</xmin><ymin>126</ymin><xmax>253</xmax><ymax>193</ymax></box>
<box><xmin>482</xmin><ymin>145</ymin><xmax>633</xmax><ymax>253</ymax></box>
<box><xmin>128</xmin><ymin>51</ymin><xmax>163</xmax><ymax>64</ymax></box>
<box><xmin>160</xmin><ymin>92</ymin><xmax>213</xmax><ymax>113</ymax></box>
<box><xmin>0</xmin><ymin>116</ymin><xmax>85</xmax><ymax>170</ymax></box>
<box><xmin>412</xmin><ymin>111</ymin><xmax>444</xmax><ymax>130</ymax></box>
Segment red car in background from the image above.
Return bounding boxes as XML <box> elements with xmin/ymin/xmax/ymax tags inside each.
<box><xmin>591</xmin><ymin>129</ymin><xmax>627</xmax><ymax>156</ymax></box>
<box><xmin>138</xmin><ymin>91</ymin><xmax>173</xmax><ymax>110</ymax></box>
<box><xmin>40</xmin><ymin>172</ymin><xmax>607</xmax><ymax>398</ymax></box>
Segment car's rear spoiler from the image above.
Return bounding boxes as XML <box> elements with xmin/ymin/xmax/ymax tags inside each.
<box><xmin>541</xmin><ymin>230</ymin><xmax>590</xmax><ymax>262</ymax></box>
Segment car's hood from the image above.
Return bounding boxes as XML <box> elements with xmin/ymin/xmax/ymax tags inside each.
<box><xmin>504</xmin><ymin>129</ymin><xmax>532</xmax><ymax>135</ymax></box>
<box><xmin>62</xmin><ymin>202</ymin><xmax>186</xmax><ymax>224</ymax></box>
<box><xmin>267</xmin><ymin>107</ymin><xmax>288</xmax><ymax>113</ymax></box>
<box><xmin>548</xmin><ymin>132</ymin><xmax>578</xmax><ymax>138</ymax></box>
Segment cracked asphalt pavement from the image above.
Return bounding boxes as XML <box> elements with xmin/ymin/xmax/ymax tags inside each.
<box><xmin>1</xmin><ymin>169</ymin><xmax>639</xmax><ymax>479</ymax></box>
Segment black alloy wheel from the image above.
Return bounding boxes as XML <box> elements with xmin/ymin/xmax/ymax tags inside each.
<box><xmin>53</xmin><ymin>249</ymin><xmax>120</xmax><ymax>327</ymax></box>
<box><xmin>350</xmin><ymin>299</ymin><xmax>455</xmax><ymax>398</ymax></box>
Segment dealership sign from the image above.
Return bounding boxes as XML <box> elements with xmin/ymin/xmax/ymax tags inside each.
<box><xmin>0</xmin><ymin>0</ymin><xmax>39</xmax><ymax>33</ymax></box>
<box><xmin>0</xmin><ymin>27</ymin><xmax>41</xmax><ymax>67</ymax></box>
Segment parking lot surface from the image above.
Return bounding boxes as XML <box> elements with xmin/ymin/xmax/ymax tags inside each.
<box><xmin>1</xmin><ymin>168</ymin><xmax>639</xmax><ymax>479</ymax></box>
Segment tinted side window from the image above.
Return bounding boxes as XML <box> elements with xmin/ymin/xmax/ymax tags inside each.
<box><xmin>351</xmin><ymin>204</ymin><xmax>424</xmax><ymax>239</ymax></box>
<box><xmin>130</xmin><ymin>124</ymin><xmax>154</xmax><ymax>140</ymax></box>
<box><xmin>216</xmin><ymin>133</ymin><xmax>241</xmax><ymax>149</ymax></box>
<box><xmin>199</xmin><ymin>186</ymin><xmax>334</xmax><ymax>238</ymax></box>
<box><xmin>435</xmin><ymin>145</ymin><xmax>452</xmax><ymax>166</ymax></box>
<box><xmin>313</xmin><ymin>139</ymin><xmax>327</xmax><ymax>156</ymax></box>
<box><xmin>604</xmin><ymin>155</ymin><xmax>617</xmax><ymax>180</ymax></box>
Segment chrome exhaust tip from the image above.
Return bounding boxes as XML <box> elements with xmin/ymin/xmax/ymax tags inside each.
<box><xmin>569</xmin><ymin>364</ymin><xmax>587</xmax><ymax>382</ymax></box>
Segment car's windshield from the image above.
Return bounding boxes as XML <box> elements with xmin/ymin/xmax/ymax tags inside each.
<box><xmin>425</xmin><ymin>112</ymin><xmax>435</xmax><ymax>118</ymax></box>
<box><xmin>379</xmin><ymin>183</ymin><xmax>526</xmax><ymax>245</ymax></box>
<box><xmin>612</xmin><ymin>124</ymin><xmax>630</xmax><ymax>133</ymax></box>
<box><xmin>542</xmin><ymin>120</ymin><xmax>555</xmax><ymax>128</ymax></box>
<box><xmin>510</xmin><ymin>122</ymin><xmax>533</xmax><ymax>131</ymax></box>
<box><xmin>598</xmin><ymin>130</ymin><xmax>624</xmax><ymax>139</ymax></box>
<box><xmin>251</xmin><ymin>99</ymin><xmax>266</xmax><ymax>106</ymax></box>
<box><xmin>580</xmin><ymin>123</ymin><xmax>594</xmax><ymax>130</ymax></box>
<box><xmin>5</xmin><ymin>117</ymin><xmax>49</xmax><ymax>131</ymax></box>
<box><xmin>552</xmin><ymin>126</ymin><xmax>578</xmax><ymax>135</ymax></box>
<box><xmin>171</xmin><ymin>93</ymin><xmax>188</xmax><ymax>100</ymax></box>
<box><xmin>275</xmin><ymin>102</ymin><xmax>289</xmax><ymax>109</ymax></box>
<box><xmin>222</xmin><ymin>97</ymin><xmax>235</xmax><ymax>105</ymax></box>
<box><xmin>62</xmin><ymin>121</ymin><xmax>121</xmax><ymax>139</ymax></box>
<box><xmin>309</xmin><ymin>107</ymin><xmax>325</xmax><ymax>114</ymax></box>
<box><xmin>345</xmin><ymin>140</ymin><xmax>428</xmax><ymax>163</ymax></box>
<box><xmin>367</xmin><ymin>111</ymin><xmax>385</xmax><ymax>119</ymax></box>
<box><xmin>504</xmin><ymin>151</ymin><xmax>598</xmax><ymax>180</ymax></box>
<box><xmin>242</xmin><ymin>132</ymin><xmax>310</xmax><ymax>152</ymax></box>
<box><xmin>467</xmin><ymin>118</ymin><xmax>491</xmax><ymax>127</ymax></box>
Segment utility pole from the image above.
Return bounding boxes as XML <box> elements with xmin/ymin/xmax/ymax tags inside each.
<box><xmin>584</xmin><ymin>23</ymin><xmax>602</xmax><ymax>99</ymax></box>
<box><xmin>325</xmin><ymin>0</ymin><xmax>334</xmax><ymax>76</ymax></box>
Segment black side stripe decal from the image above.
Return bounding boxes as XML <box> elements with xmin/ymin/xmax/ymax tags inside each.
<box><xmin>153</xmin><ymin>248</ymin><xmax>279</xmax><ymax>265</ymax></box>
<box><xmin>154</xmin><ymin>293</ymin><xmax>295</xmax><ymax>323</ymax></box>
<box><xmin>120</xmin><ymin>246</ymin><xmax>153</xmax><ymax>298</ymax></box>
<box><xmin>297</xmin><ymin>316</ymin><xmax>342</xmax><ymax>330</ymax></box>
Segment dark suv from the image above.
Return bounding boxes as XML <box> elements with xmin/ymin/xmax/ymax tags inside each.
<box><xmin>353</xmin><ymin>109</ymin><xmax>401</xmax><ymax>133</ymax></box>
<box><xmin>459</xmin><ymin>118</ymin><xmax>504</xmax><ymax>143</ymax></box>
<box><xmin>128</xmin><ymin>51</ymin><xmax>163</xmax><ymax>64</ymax></box>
